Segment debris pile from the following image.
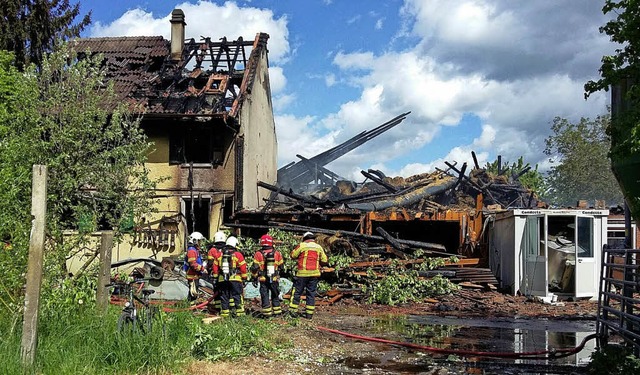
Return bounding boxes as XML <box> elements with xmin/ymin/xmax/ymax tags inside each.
<box><xmin>231</xmin><ymin>114</ymin><xmax>545</xmax><ymax>301</ymax></box>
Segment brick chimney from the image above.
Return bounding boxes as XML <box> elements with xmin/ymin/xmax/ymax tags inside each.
<box><xmin>170</xmin><ymin>9</ymin><xmax>186</xmax><ymax>62</ymax></box>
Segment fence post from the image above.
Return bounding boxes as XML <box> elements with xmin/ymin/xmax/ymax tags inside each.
<box><xmin>96</xmin><ymin>231</ymin><xmax>114</xmax><ymax>312</ymax></box>
<box><xmin>20</xmin><ymin>165</ymin><xmax>47</xmax><ymax>367</ymax></box>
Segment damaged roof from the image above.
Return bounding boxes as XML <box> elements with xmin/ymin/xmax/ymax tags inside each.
<box><xmin>71</xmin><ymin>32</ymin><xmax>269</xmax><ymax>119</ymax></box>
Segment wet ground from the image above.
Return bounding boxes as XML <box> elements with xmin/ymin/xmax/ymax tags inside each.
<box><xmin>198</xmin><ymin>290</ymin><xmax>599</xmax><ymax>374</ymax></box>
<box><xmin>320</xmin><ymin>314</ymin><xmax>595</xmax><ymax>374</ymax></box>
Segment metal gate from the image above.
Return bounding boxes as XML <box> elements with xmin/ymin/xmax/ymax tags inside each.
<box><xmin>597</xmin><ymin>245</ymin><xmax>640</xmax><ymax>354</ymax></box>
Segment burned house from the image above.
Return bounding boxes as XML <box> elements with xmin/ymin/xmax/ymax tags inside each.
<box><xmin>68</xmin><ymin>9</ymin><xmax>276</xmax><ymax>268</ymax></box>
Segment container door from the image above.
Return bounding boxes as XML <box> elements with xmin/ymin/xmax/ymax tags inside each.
<box><xmin>522</xmin><ymin>215</ymin><xmax>547</xmax><ymax>296</ymax></box>
<box><xmin>575</xmin><ymin>216</ymin><xmax>595</xmax><ymax>298</ymax></box>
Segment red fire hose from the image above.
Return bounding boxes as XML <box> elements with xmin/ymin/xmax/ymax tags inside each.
<box><xmin>316</xmin><ymin>326</ymin><xmax>598</xmax><ymax>360</ymax></box>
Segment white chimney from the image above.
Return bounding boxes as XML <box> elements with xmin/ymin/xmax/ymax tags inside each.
<box><xmin>170</xmin><ymin>9</ymin><xmax>186</xmax><ymax>62</ymax></box>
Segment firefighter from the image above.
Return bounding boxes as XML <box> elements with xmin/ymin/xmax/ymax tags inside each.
<box><xmin>207</xmin><ymin>231</ymin><xmax>227</xmax><ymax>312</ymax></box>
<box><xmin>183</xmin><ymin>231</ymin><xmax>207</xmax><ymax>302</ymax></box>
<box><xmin>250</xmin><ymin>234</ymin><xmax>284</xmax><ymax>317</ymax></box>
<box><xmin>213</xmin><ymin>236</ymin><xmax>248</xmax><ymax>317</ymax></box>
<box><xmin>289</xmin><ymin>231</ymin><xmax>328</xmax><ymax>319</ymax></box>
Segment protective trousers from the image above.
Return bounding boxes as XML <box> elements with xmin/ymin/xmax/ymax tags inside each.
<box><xmin>259</xmin><ymin>280</ymin><xmax>281</xmax><ymax>316</ymax></box>
<box><xmin>290</xmin><ymin>277</ymin><xmax>318</xmax><ymax>318</ymax></box>
<box><xmin>219</xmin><ymin>280</ymin><xmax>245</xmax><ymax>317</ymax></box>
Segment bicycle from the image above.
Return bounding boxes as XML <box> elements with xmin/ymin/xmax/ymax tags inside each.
<box><xmin>107</xmin><ymin>278</ymin><xmax>158</xmax><ymax>334</ymax></box>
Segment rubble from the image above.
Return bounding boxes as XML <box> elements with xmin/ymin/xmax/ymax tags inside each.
<box><xmin>227</xmin><ymin>115</ymin><xmax>547</xmax><ymax>302</ymax></box>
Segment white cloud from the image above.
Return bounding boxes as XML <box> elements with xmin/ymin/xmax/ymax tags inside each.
<box><xmin>272</xmin><ymin>94</ymin><xmax>295</xmax><ymax>112</ymax></box>
<box><xmin>347</xmin><ymin>15</ymin><xmax>361</xmax><ymax>25</ymax></box>
<box><xmin>274</xmin><ymin>115</ymin><xmax>339</xmax><ymax>167</ymax></box>
<box><xmin>325</xmin><ymin>73</ymin><xmax>337</xmax><ymax>87</ymax></box>
<box><xmin>375</xmin><ymin>18</ymin><xmax>384</xmax><ymax>30</ymax></box>
<box><xmin>89</xmin><ymin>1</ymin><xmax>291</xmax><ymax>63</ymax></box>
<box><xmin>268</xmin><ymin>66</ymin><xmax>286</xmax><ymax>94</ymax></box>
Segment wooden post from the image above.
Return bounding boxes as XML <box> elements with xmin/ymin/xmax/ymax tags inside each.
<box><xmin>96</xmin><ymin>231</ymin><xmax>114</xmax><ymax>313</ymax></box>
<box><xmin>21</xmin><ymin>165</ymin><xmax>47</xmax><ymax>367</ymax></box>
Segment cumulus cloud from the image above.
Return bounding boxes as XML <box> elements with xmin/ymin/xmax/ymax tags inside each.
<box><xmin>89</xmin><ymin>0</ymin><xmax>614</xmax><ymax>180</ymax></box>
<box><xmin>304</xmin><ymin>0</ymin><xmax>612</xmax><ymax>179</ymax></box>
<box><xmin>89</xmin><ymin>1</ymin><xmax>290</xmax><ymax>63</ymax></box>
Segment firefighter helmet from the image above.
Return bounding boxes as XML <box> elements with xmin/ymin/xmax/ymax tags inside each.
<box><xmin>226</xmin><ymin>236</ymin><xmax>238</xmax><ymax>248</ymax></box>
<box><xmin>213</xmin><ymin>231</ymin><xmax>227</xmax><ymax>243</ymax></box>
<box><xmin>260</xmin><ymin>234</ymin><xmax>273</xmax><ymax>247</ymax></box>
<box><xmin>188</xmin><ymin>231</ymin><xmax>204</xmax><ymax>243</ymax></box>
<box><xmin>303</xmin><ymin>231</ymin><xmax>315</xmax><ymax>240</ymax></box>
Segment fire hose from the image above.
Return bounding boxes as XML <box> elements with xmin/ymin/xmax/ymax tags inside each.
<box><xmin>316</xmin><ymin>326</ymin><xmax>599</xmax><ymax>360</ymax></box>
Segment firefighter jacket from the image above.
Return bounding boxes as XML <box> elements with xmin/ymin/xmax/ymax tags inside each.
<box><xmin>252</xmin><ymin>247</ymin><xmax>284</xmax><ymax>281</ymax></box>
<box><xmin>206</xmin><ymin>243</ymin><xmax>224</xmax><ymax>272</ymax></box>
<box><xmin>184</xmin><ymin>245</ymin><xmax>204</xmax><ymax>281</ymax></box>
<box><xmin>290</xmin><ymin>240</ymin><xmax>328</xmax><ymax>278</ymax></box>
<box><xmin>212</xmin><ymin>248</ymin><xmax>248</xmax><ymax>282</ymax></box>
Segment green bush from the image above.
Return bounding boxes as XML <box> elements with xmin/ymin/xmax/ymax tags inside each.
<box><xmin>587</xmin><ymin>344</ymin><xmax>640</xmax><ymax>375</ymax></box>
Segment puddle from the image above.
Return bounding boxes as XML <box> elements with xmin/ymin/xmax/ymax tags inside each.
<box><xmin>330</xmin><ymin>315</ymin><xmax>596</xmax><ymax>374</ymax></box>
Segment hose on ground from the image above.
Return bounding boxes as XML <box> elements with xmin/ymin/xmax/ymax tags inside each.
<box><xmin>316</xmin><ymin>326</ymin><xmax>599</xmax><ymax>360</ymax></box>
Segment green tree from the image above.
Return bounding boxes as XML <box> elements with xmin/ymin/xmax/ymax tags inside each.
<box><xmin>484</xmin><ymin>156</ymin><xmax>546</xmax><ymax>196</ymax></box>
<box><xmin>0</xmin><ymin>51</ymin><xmax>37</xmax><ymax>321</ymax></box>
<box><xmin>0</xmin><ymin>45</ymin><xmax>157</xmax><ymax>318</ymax></box>
<box><xmin>585</xmin><ymin>0</ymin><xmax>640</xmax><ymax>220</ymax></box>
<box><xmin>543</xmin><ymin>114</ymin><xmax>623</xmax><ymax>207</ymax></box>
<box><xmin>0</xmin><ymin>0</ymin><xmax>91</xmax><ymax>70</ymax></box>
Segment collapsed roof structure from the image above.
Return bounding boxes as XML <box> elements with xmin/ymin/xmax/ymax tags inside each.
<box><xmin>229</xmin><ymin>114</ymin><xmax>543</xmax><ymax>286</ymax></box>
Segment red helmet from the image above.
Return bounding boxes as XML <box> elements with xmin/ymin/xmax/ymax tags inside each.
<box><xmin>260</xmin><ymin>234</ymin><xmax>273</xmax><ymax>247</ymax></box>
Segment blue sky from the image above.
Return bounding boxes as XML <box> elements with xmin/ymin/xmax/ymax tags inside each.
<box><xmin>78</xmin><ymin>0</ymin><xmax>613</xmax><ymax>181</ymax></box>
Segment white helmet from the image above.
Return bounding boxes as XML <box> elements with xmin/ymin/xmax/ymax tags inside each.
<box><xmin>188</xmin><ymin>231</ymin><xmax>204</xmax><ymax>243</ymax></box>
<box><xmin>226</xmin><ymin>236</ymin><xmax>238</xmax><ymax>248</ymax></box>
<box><xmin>303</xmin><ymin>231</ymin><xmax>315</xmax><ymax>240</ymax></box>
<box><xmin>214</xmin><ymin>231</ymin><xmax>227</xmax><ymax>243</ymax></box>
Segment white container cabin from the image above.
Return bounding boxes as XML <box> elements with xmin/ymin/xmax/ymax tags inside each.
<box><xmin>488</xmin><ymin>209</ymin><xmax>608</xmax><ymax>300</ymax></box>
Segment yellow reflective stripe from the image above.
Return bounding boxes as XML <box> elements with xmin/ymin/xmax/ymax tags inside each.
<box><xmin>296</xmin><ymin>270</ymin><xmax>321</xmax><ymax>277</ymax></box>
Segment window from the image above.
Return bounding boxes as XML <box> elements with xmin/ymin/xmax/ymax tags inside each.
<box><xmin>577</xmin><ymin>217</ymin><xmax>594</xmax><ymax>257</ymax></box>
<box><xmin>169</xmin><ymin>125</ymin><xmax>224</xmax><ymax>165</ymax></box>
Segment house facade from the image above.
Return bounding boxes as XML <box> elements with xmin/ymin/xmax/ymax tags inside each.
<box><xmin>68</xmin><ymin>9</ymin><xmax>277</xmax><ymax>270</ymax></box>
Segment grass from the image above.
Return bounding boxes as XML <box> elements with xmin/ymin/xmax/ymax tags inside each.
<box><xmin>0</xmin><ymin>304</ymin><xmax>291</xmax><ymax>375</ymax></box>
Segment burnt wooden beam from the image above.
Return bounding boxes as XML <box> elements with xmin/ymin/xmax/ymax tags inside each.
<box><xmin>375</xmin><ymin>227</ymin><xmax>407</xmax><ymax>251</ymax></box>
<box><xmin>471</xmin><ymin>151</ymin><xmax>480</xmax><ymax>169</ymax></box>
<box><xmin>361</xmin><ymin>170</ymin><xmax>398</xmax><ymax>193</ymax></box>
<box><xmin>453</xmin><ymin>162</ymin><xmax>468</xmax><ymax>191</ymax></box>
<box><xmin>257</xmin><ymin>180</ymin><xmax>324</xmax><ymax>205</ymax></box>
<box><xmin>444</xmin><ymin>161</ymin><xmax>483</xmax><ymax>192</ymax></box>
<box><xmin>512</xmin><ymin>165</ymin><xmax>531</xmax><ymax>181</ymax></box>
<box><xmin>297</xmin><ymin>154</ymin><xmax>343</xmax><ymax>184</ymax></box>
<box><xmin>497</xmin><ymin>155</ymin><xmax>503</xmax><ymax>175</ymax></box>
<box><xmin>224</xmin><ymin>221</ymin><xmax>454</xmax><ymax>256</ymax></box>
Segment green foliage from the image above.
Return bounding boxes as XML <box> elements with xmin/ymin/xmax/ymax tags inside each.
<box><xmin>191</xmin><ymin>317</ymin><xmax>291</xmax><ymax>361</ymax></box>
<box><xmin>366</xmin><ymin>260</ymin><xmax>460</xmax><ymax>306</ymax></box>
<box><xmin>0</xmin><ymin>45</ymin><xmax>158</xmax><ymax>318</ymax></box>
<box><xmin>0</xmin><ymin>304</ymin><xmax>291</xmax><ymax>374</ymax></box>
<box><xmin>328</xmin><ymin>253</ymin><xmax>354</xmax><ymax>275</ymax></box>
<box><xmin>267</xmin><ymin>228</ymin><xmax>303</xmax><ymax>275</ymax></box>
<box><xmin>584</xmin><ymin>0</ymin><xmax>640</xmax><ymax>219</ymax></box>
<box><xmin>484</xmin><ymin>156</ymin><xmax>547</xmax><ymax>196</ymax></box>
<box><xmin>587</xmin><ymin>344</ymin><xmax>640</xmax><ymax>375</ymax></box>
<box><xmin>543</xmin><ymin>115</ymin><xmax>624</xmax><ymax>206</ymax></box>
<box><xmin>0</xmin><ymin>0</ymin><xmax>91</xmax><ymax>70</ymax></box>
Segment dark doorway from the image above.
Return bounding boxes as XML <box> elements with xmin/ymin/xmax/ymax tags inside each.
<box><xmin>184</xmin><ymin>197</ymin><xmax>210</xmax><ymax>239</ymax></box>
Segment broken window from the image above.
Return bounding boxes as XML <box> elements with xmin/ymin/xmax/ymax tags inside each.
<box><xmin>169</xmin><ymin>125</ymin><xmax>224</xmax><ymax>165</ymax></box>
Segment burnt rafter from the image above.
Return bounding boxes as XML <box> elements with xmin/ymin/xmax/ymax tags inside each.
<box><xmin>278</xmin><ymin>111</ymin><xmax>411</xmax><ymax>190</ymax></box>
<box><xmin>71</xmin><ymin>32</ymin><xmax>269</xmax><ymax>119</ymax></box>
